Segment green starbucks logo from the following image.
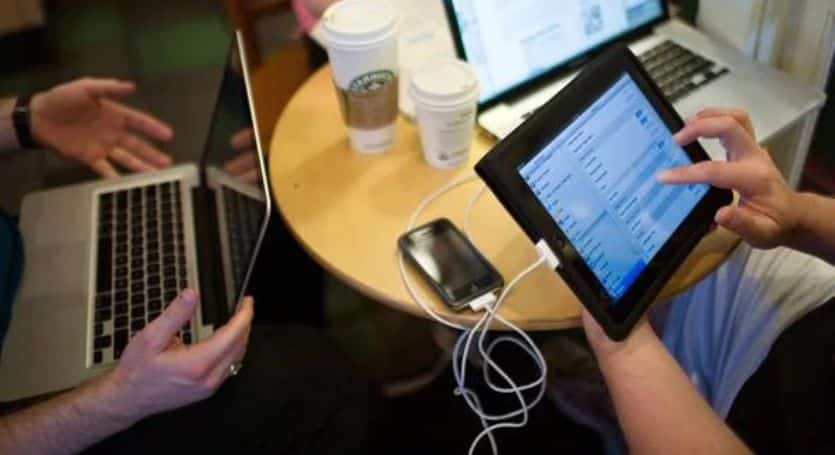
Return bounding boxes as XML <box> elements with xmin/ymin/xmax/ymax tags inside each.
<box><xmin>349</xmin><ymin>70</ymin><xmax>397</xmax><ymax>92</ymax></box>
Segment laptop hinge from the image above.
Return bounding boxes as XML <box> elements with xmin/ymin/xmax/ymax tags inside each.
<box><xmin>191</xmin><ymin>186</ymin><xmax>229</xmax><ymax>326</ymax></box>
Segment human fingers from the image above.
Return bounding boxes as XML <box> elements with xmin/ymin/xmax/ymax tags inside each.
<box><xmin>142</xmin><ymin>289</ymin><xmax>199</xmax><ymax>353</ymax></box>
<box><xmin>229</xmin><ymin>128</ymin><xmax>255</xmax><ymax>150</ymax></box>
<box><xmin>690</xmin><ymin>107</ymin><xmax>755</xmax><ymax>138</ymax></box>
<box><xmin>222</xmin><ymin>150</ymin><xmax>257</xmax><ymax>176</ymax></box>
<box><xmin>237</xmin><ymin>169</ymin><xmax>260</xmax><ymax>184</ymax></box>
<box><xmin>109</xmin><ymin>146</ymin><xmax>157</xmax><ymax>173</ymax></box>
<box><xmin>714</xmin><ymin>205</ymin><xmax>781</xmax><ymax>248</ymax></box>
<box><xmin>673</xmin><ymin>116</ymin><xmax>759</xmax><ymax>160</ymax></box>
<box><xmin>105</xmin><ymin>100</ymin><xmax>174</xmax><ymax>142</ymax></box>
<box><xmin>82</xmin><ymin>78</ymin><xmax>137</xmax><ymax>100</ymax></box>
<box><xmin>89</xmin><ymin>158</ymin><xmax>121</xmax><ymax>178</ymax></box>
<box><xmin>180</xmin><ymin>297</ymin><xmax>254</xmax><ymax>367</ymax></box>
<box><xmin>117</xmin><ymin>134</ymin><xmax>172</xmax><ymax>168</ymax></box>
<box><xmin>657</xmin><ymin>160</ymin><xmax>756</xmax><ymax>193</ymax></box>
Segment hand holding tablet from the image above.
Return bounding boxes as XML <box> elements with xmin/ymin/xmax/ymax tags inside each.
<box><xmin>477</xmin><ymin>44</ymin><xmax>732</xmax><ymax>340</ymax></box>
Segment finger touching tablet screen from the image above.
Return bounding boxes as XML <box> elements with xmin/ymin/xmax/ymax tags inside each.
<box><xmin>476</xmin><ymin>44</ymin><xmax>731</xmax><ymax>340</ymax></box>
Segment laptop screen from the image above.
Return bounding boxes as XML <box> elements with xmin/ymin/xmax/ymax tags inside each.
<box><xmin>447</xmin><ymin>0</ymin><xmax>665</xmax><ymax>105</ymax></box>
<box><xmin>199</xmin><ymin>38</ymin><xmax>269</xmax><ymax>314</ymax></box>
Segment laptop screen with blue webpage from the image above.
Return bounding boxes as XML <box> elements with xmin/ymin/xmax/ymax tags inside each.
<box><xmin>518</xmin><ymin>73</ymin><xmax>708</xmax><ymax>300</ymax></box>
<box><xmin>448</xmin><ymin>0</ymin><xmax>665</xmax><ymax>104</ymax></box>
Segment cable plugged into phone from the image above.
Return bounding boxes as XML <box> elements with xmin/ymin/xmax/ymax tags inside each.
<box><xmin>399</xmin><ymin>173</ymin><xmax>551</xmax><ymax>455</ymax></box>
<box><xmin>469</xmin><ymin>292</ymin><xmax>498</xmax><ymax>312</ymax></box>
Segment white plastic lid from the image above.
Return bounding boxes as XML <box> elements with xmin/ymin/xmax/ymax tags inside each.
<box><xmin>410</xmin><ymin>60</ymin><xmax>479</xmax><ymax>109</ymax></box>
<box><xmin>321</xmin><ymin>0</ymin><xmax>398</xmax><ymax>50</ymax></box>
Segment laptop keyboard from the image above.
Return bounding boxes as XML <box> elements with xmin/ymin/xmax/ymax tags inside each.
<box><xmin>222</xmin><ymin>187</ymin><xmax>263</xmax><ymax>293</ymax></box>
<box><xmin>639</xmin><ymin>40</ymin><xmax>729</xmax><ymax>102</ymax></box>
<box><xmin>93</xmin><ymin>181</ymin><xmax>191</xmax><ymax>366</ymax></box>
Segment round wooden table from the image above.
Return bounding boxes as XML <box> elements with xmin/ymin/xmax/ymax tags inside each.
<box><xmin>268</xmin><ymin>66</ymin><xmax>741</xmax><ymax>330</ymax></box>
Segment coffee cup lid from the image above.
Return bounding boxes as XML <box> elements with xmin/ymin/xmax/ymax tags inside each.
<box><xmin>410</xmin><ymin>60</ymin><xmax>479</xmax><ymax>108</ymax></box>
<box><xmin>322</xmin><ymin>0</ymin><xmax>398</xmax><ymax>50</ymax></box>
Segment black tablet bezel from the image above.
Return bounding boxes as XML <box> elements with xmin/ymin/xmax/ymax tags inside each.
<box><xmin>442</xmin><ymin>0</ymin><xmax>669</xmax><ymax>111</ymax></box>
<box><xmin>475</xmin><ymin>44</ymin><xmax>733</xmax><ymax>340</ymax></box>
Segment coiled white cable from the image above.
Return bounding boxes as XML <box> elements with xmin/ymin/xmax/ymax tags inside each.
<box><xmin>398</xmin><ymin>173</ymin><xmax>549</xmax><ymax>455</ymax></box>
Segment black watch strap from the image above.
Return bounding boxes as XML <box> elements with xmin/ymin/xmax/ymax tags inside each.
<box><xmin>12</xmin><ymin>95</ymin><xmax>36</xmax><ymax>149</ymax></box>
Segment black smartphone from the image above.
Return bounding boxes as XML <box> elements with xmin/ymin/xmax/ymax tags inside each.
<box><xmin>399</xmin><ymin>218</ymin><xmax>504</xmax><ymax>311</ymax></box>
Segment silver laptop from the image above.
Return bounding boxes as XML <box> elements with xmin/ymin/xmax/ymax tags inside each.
<box><xmin>442</xmin><ymin>0</ymin><xmax>812</xmax><ymax>148</ymax></box>
<box><xmin>0</xmin><ymin>31</ymin><xmax>271</xmax><ymax>401</ymax></box>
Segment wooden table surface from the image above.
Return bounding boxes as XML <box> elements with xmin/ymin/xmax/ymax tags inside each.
<box><xmin>268</xmin><ymin>65</ymin><xmax>741</xmax><ymax>330</ymax></box>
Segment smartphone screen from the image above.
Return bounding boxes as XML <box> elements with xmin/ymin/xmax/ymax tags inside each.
<box><xmin>400</xmin><ymin>219</ymin><xmax>503</xmax><ymax>309</ymax></box>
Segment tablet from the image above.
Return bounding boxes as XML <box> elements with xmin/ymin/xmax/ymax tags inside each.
<box><xmin>475</xmin><ymin>44</ymin><xmax>732</xmax><ymax>340</ymax></box>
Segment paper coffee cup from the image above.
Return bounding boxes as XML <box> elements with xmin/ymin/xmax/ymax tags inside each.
<box><xmin>409</xmin><ymin>59</ymin><xmax>479</xmax><ymax>168</ymax></box>
<box><xmin>321</xmin><ymin>0</ymin><xmax>399</xmax><ymax>154</ymax></box>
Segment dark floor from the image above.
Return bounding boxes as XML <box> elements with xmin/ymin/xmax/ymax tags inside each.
<box><xmin>0</xmin><ymin>1</ymin><xmax>604</xmax><ymax>453</ymax></box>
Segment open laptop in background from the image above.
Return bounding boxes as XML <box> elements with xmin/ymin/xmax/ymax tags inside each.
<box><xmin>0</xmin><ymin>31</ymin><xmax>271</xmax><ymax>401</ymax></box>
<box><xmin>443</xmin><ymin>0</ymin><xmax>763</xmax><ymax>141</ymax></box>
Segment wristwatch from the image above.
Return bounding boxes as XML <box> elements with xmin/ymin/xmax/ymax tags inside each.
<box><xmin>12</xmin><ymin>95</ymin><xmax>37</xmax><ymax>149</ymax></box>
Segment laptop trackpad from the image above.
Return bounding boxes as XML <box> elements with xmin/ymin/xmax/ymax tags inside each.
<box><xmin>18</xmin><ymin>243</ymin><xmax>90</xmax><ymax>308</ymax></box>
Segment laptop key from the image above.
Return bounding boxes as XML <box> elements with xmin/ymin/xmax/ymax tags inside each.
<box><xmin>94</xmin><ymin>335</ymin><xmax>112</xmax><ymax>350</ymax></box>
<box><xmin>182</xmin><ymin>333</ymin><xmax>192</xmax><ymax>345</ymax></box>
<box><xmin>148</xmin><ymin>299</ymin><xmax>162</xmax><ymax>312</ymax></box>
<box><xmin>96</xmin><ymin>238</ymin><xmax>113</xmax><ymax>292</ymax></box>
<box><xmin>148</xmin><ymin>287</ymin><xmax>161</xmax><ymax>298</ymax></box>
<box><xmin>116</xmin><ymin>192</ymin><xmax>127</xmax><ymax>210</ymax></box>
<box><xmin>164</xmin><ymin>290</ymin><xmax>177</xmax><ymax>301</ymax></box>
<box><xmin>131</xmin><ymin>307</ymin><xmax>145</xmax><ymax>318</ymax></box>
<box><xmin>131</xmin><ymin>320</ymin><xmax>145</xmax><ymax>331</ymax></box>
<box><xmin>115</xmin><ymin>303</ymin><xmax>128</xmax><ymax>315</ymax></box>
<box><xmin>94</xmin><ymin>322</ymin><xmax>104</xmax><ymax>336</ymax></box>
<box><xmin>95</xmin><ymin>309</ymin><xmax>112</xmax><ymax>322</ymax></box>
<box><xmin>115</xmin><ymin>315</ymin><xmax>128</xmax><ymax>328</ymax></box>
<box><xmin>93</xmin><ymin>350</ymin><xmax>103</xmax><ymax>364</ymax></box>
<box><xmin>95</xmin><ymin>294</ymin><xmax>112</xmax><ymax>310</ymax></box>
<box><xmin>131</xmin><ymin>282</ymin><xmax>145</xmax><ymax>293</ymax></box>
<box><xmin>131</xmin><ymin>294</ymin><xmax>145</xmax><ymax>305</ymax></box>
<box><xmin>115</xmin><ymin>329</ymin><xmax>128</xmax><ymax>352</ymax></box>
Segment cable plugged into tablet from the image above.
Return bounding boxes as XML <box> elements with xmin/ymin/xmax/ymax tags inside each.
<box><xmin>535</xmin><ymin>239</ymin><xmax>561</xmax><ymax>270</ymax></box>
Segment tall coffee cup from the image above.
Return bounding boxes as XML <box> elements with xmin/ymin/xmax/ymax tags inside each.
<box><xmin>321</xmin><ymin>0</ymin><xmax>399</xmax><ymax>154</ymax></box>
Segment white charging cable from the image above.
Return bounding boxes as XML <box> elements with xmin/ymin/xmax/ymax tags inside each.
<box><xmin>399</xmin><ymin>173</ymin><xmax>556</xmax><ymax>455</ymax></box>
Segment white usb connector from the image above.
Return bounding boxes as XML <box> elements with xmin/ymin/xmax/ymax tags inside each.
<box><xmin>534</xmin><ymin>239</ymin><xmax>561</xmax><ymax>270</ymax></box>
<box><xmin>468</xmin><ymin>292</ymin><xmax>498</xmax><ymax>312</ymax></box>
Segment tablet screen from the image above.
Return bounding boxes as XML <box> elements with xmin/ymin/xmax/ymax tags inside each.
<box><xmin>518</xmin><ymin>73</ymin><xmax>708</xmax><ymax>301</ymax></box>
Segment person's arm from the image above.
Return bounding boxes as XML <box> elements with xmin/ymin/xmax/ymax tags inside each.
<box><xmin>659</xmin><ymin>108</ymin><xmax>835</xmax><ymax>264</ymax></box>
<box><xmin>789</xmin><ymin>192</ymin><xmax>835</xmax><ymax>265</ymax></box>
<box><xmin>0</xmin><ymin>289</ymin><xmax>253</xmax><ymax>454</ymax></box>
<box><xmin>583</xmin><ymin>312</ymin><xmax>751</xmax><ymax>454</ymax></box>
<box><xmin>0</xmin><ymin>376</ymin><xmax>135</xmax><ymax>453</ymax></box>
<box><xmin>0</xmin><ymin>98</ymin><xmax>20</xmax><ymax>152</ymax></box>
